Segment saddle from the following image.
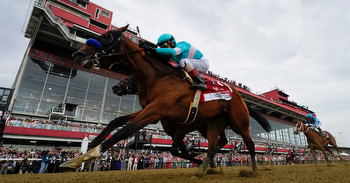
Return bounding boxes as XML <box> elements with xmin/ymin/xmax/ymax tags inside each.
<box><xmin>310</xmin><ymin>127</ymin><xmax>329</xmax><ymax>139</ymax></box>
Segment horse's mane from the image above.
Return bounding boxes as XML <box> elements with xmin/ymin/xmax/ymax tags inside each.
<box><xmin>143</xmin><ymin>52</ymin><xmax>183</xmax><ymax>78</ymax></box>
<box><xmin>136</xmin><ymin>41</ymin><xmax>183</xmax><ymax>78</ymax></box>
<box><xmin>100</xmin><ymin>29</ymin><xmax>184</xmax><ymax>79</ymax></box>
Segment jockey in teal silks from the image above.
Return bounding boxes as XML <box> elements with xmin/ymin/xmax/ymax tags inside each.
<box><xmin>142</xmin><ymin>33</ymin><xmax>209</xmax><ymax>90</ymax></box>
<box><xmin>306</xmin><ymin>113</ymin><xmax>329</xmax><ymax>139</ymax></box>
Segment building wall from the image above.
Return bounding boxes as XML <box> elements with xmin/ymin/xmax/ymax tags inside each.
<box><xmin>7</xmin><ymin>47</ymin><xmax>306</xmax><ymax>147</ymax></box>
<box><xmin>12</xmin><ymin>52</ymin><xmax>141</xmax><ymax>123</ymax></box>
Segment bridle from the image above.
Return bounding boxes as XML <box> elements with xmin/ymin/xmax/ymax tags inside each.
<box><xmin>294</xmin><ymin>122</ymin><xmax>310</xmax><ymax>134</ymax></box>
<box><xmin>85</xmin><ymin>31</ymin><xmax>144</xmax><ymax>69</ymax></box>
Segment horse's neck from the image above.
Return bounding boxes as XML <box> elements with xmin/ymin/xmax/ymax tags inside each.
<box><xmin>123</xmin><ymin>39</ymin><xmax>174</xmax><ymax>89</ymax></box>
<box><xmin>123</xmin><ymin>39</ymin><xmax>157</xmax><ymax>87</ymax></box>
<box><xmin>304</xmin><ymin>129</ymin><xmax>319</xmax><ymax>141</ymax></box>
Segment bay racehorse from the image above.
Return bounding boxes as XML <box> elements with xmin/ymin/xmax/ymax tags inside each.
<box><xmin>293</xmin><ymin>121</ymin><xmax>342</xmax><ymax>165</ymax></box>
<box><xmin>60</xmin><ymin>25</ymin><xmax>271</xmax><ymax>175</ymax></box>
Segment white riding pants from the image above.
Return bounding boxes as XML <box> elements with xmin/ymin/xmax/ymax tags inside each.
<box><xmin>179</xmin><ymin>57</ymin><xmax>209</xmax><ymax>73</ymax></box>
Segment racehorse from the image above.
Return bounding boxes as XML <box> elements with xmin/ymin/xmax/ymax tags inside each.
<box><xmin>60</xmin><ymin>25</ymin><xmax>271</xmax><ymax>175</ymax></box>
<box><xmin>293</xmin><ymin>121</ymin><xmax>342</xmax><ymax>165</ymax></box>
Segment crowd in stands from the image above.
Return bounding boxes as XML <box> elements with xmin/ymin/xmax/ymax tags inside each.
<box><xmin>1</xmin><ymin>115</ymin><xmax>349</xmax><ymax>175</ymax></box>
<box><xmin>0</xmin><ymin>147</ymin><xmax>81</xmax><ymax>174</ymax></box>
<box><xmin>6</xmin><ymin>118</ymin><xmax>106</xmax><ymax>134</ymax></box>
<box><xmin>0</xmin><ymin>145</ymin><xmax>348</xmax><ymax>175</ymax></box>
<box><xmin>206</xmin><ymin>70</ymin><xmax>252</xmax><ymax>92</ymax></box>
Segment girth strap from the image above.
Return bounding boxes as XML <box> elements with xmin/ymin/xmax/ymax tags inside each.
<box><xmin>180</xmin><ymin>90</ymin><xmax>201</xmax><ymax>125</ymax></box>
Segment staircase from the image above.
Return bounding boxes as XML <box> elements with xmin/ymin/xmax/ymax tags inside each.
<box><xmin>25</xmin><ymin>0</ymin><xmax>86</xmax><ymax>48</ymax></box>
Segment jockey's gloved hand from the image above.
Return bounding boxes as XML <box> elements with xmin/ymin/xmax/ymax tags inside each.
<box><xmin>141</xmin><ymin>44</ymin><xmax>156</xmax><ymax>54</ymax></box>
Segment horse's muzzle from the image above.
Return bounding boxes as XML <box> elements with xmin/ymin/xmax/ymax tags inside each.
<box><xmin>72</xmin><ymin>51</ymin><xmax>87</xmax><ymax>65</ymax></box>
<box><xmin>72</xmin><ymin>51</ymin><xmax>96</xmax><ymax>70</ymax></box>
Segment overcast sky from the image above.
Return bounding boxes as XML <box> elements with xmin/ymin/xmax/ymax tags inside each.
<box><xmin>1</xmin><ymin>0</ymin><xmax>349</xmax><ymax>147</ymax></box>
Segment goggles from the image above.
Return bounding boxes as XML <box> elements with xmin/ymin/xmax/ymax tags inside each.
<box><xmin>159</xmin><ymin>41</ymin><xmax>171</xmax><ymax>48</ymax></box>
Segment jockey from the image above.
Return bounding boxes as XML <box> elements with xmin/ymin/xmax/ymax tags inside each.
<box><xmin>306</xmin><ymin>113</ymin><xmax>329</xmax><ymax>139</ymax></box>
<box><xmin>142</xmin><ymin>33</ymin><xmax>209</xmax><ymax>90</ymax></box>
<box><xmin>287</xmin><ymin>150</ymin><xmax>292</xmax><ymax>158</ymax></box>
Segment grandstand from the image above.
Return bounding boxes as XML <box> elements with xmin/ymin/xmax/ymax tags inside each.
<box><xmin>2</xmin><ymin>0</ymin><xmax>317</xmax><ymax>155</ymax></box>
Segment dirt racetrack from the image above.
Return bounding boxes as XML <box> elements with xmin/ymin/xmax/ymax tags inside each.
<box><xmin>1</xmin><ymin>163</ymin><xmax>349</xmax><ymax>183</ymax></box>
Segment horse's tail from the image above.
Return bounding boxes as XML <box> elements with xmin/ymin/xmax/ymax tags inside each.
<box><xmin>248</xmin><ymin>106</ymin><xmax>271</xmax><ymax>132</ymax></box>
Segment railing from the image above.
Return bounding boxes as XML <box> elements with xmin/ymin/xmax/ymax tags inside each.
<box><xmin>6</xmin><ymin>119</ymin><xmax>104</xmax><ymax>134</ymax></box>
<box><xmin>34</xmin><ymin>0</ymin><xmax>86</xmax><ymax>43</ymax></box>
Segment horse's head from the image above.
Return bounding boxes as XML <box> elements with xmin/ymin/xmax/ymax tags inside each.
<box><xmin>72</xmin><ymin>25</ymin><xmax>130</xmax><ymax>70</ymax></box>
<box><xmin>293</xmin><ymin>121</ymin><xmax>308</xmax><ymax>135</ymax></box>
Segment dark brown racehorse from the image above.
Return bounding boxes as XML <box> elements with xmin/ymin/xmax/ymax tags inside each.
<box><xmin>293</xmin><ymin>121</ymin><xmax>342</xmax><ymax>165</ymax></box>
<box><xmin>60</xmin><ymin>25</ymin><xmax>271</xmax><ymax>175</ymax></box>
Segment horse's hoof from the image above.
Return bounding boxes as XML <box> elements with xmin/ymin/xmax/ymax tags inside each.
<box><xmin>59</xmin><ymin>166</ymin><xmax>77</xmax><ymax>172</ymax></box>
<box><xmin>194</xmin><ymin>172</ymin><xmax>204</xmax><ymax>178</ymax></box>
<box><xmin>83</xmin><ymin>145</ymin><xmax>101</xmax><ymax>162</ymax></box>
<box><xmin>59</xmin><ymin>160</ymin><xmax>81</xmax><ymax>169</ymax></box>
<box><xmin>206</xmin><ymin>168</ymin><xmax>222</xmax><ymax>174</ymax></box>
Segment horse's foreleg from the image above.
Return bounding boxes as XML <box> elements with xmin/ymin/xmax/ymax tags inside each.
<box><xmin>90</xmin><ymin>113</ymin><xmax>138</xmax><ymax>149</ymax></box>
<box><xmin>217</xmin><ymin>132</ymin><xmax>228</xmax><ymax>151</ymax></box>
<box><xmin>60</xmin><ymin>107</ymin><xmax>162</xmax><ymax>169</ymax></box>
<box><xmin>170</xmin><ymin>127</ymin><xmax>203</xmax><ymax>165</ymax></box>
<box><xmin>310</xmin><ymin>148</ymin><xmax>318</xmax><ymax>166</ymax></box>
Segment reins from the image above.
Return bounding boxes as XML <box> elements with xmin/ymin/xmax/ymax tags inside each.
<box><xmin>97</xmin><ymin>48</ymin><xmax>144</xmax><ymax>58</ymax></box>
<box><xmin>295</xmin><ymin>122</ymin><xmax>310</xmax><ymax>133</ymax></box>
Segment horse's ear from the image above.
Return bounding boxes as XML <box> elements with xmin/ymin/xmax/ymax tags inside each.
<box><xmin>119</xmin><ymin>25</ymin><xmax>129</xmax><ymax>32</ymax></box>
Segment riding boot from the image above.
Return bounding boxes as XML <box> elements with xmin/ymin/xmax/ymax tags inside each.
<box><xmin>317</xmin><ymin>127</ymin><xmax>329</xmax><ymax>139</ymax></box>
<box><xmin>190</xmin><ymin>72</ymin><xmax>207</xmax><ymax>90</ymax></box>
<box><xmin>183</xmin><ymin>64</ymin><xmax>207</xmax><ymax>90</ymax></box>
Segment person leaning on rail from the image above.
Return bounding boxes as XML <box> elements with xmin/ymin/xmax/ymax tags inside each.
<box><xmin>306</xmin><ymin>113</ymin><xmax>329</xmax><ymax>139</ymax></box>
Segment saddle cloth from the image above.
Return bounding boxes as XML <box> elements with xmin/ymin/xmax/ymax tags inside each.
<box><xmin>200</xmin><ymin>79</ymin><xmax>233</xmax><ymax>103</ymax></box>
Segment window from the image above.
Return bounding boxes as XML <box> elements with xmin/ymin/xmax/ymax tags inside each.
<box><xmin>95</xmin><ymin>9</ymin><xmax>100</xmax><ymax>18</ymax></box>
<box><xmin>100</xmin><ymin>9</ymin><xmax>110</xmax><ymax>18</ymax></box>
<box><xmin>90</xmin><ymin>19</ymin><xmax>108</xmax><ymax>30</ymax></box>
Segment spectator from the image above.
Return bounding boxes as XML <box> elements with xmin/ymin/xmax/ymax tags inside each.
<box><xmin>99</xmin><ymin>160</ymin><xmax>108</xmax><ymax>171</ymax></box>
<box><xmin>38</xmin><ymin>151</ymin><xmax>50</xmax><ymax>173</ymax></box>
<box><xmin>0</xmin><ymin>160</ymin><xmax>16</xmax><ymax>175</ymax></box>
<box><xmin>19</xmin><ymin>158</ymin><xmax>30</xmax><ymax>174</ymax></box>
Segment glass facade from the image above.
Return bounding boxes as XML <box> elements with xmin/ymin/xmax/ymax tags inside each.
<box><xmin>12</xmin><ymin>52</ymin><xmax>305</xmax><ymax>146</ymax></box>
<box><xmin>0</xmin><ymin>87</ymin><xmax>12</xmax><ymax>112</ymax></box>
<box><xmin>225</xmin><ymin>117</ymin><xmax>307</xmax><ymax>146</ymax></box>
<box><xmin>13</xmin><ymin>57</ymin><xmax>141</xmax><ymax>123</ymax></box>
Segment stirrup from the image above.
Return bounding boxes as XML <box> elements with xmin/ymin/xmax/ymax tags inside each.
<box><xmin>190</xmin><ymin>83</ymin><xmax>207</xmax><ymax>90</ymax></box>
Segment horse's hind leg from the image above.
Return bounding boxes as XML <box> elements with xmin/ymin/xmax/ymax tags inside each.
<box><xmin>227</xmin><ymin>101</ymin><xmax>257</xmax><ymax>171</ymax></box>
<box><xmin>196</xmin><ymin>119</ymin><xmax>222</xmax><ymax>176</ymax></box>
<box><xmin>329</xmin><ymin>135</ymin><xmax>344</xmax><ymax>161</ymax></box>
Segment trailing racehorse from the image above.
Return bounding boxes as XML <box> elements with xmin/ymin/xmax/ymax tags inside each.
<box><xmin>293</xmin><ymin>121</ymin><xmax>342</xmax><ymax>165</ymax></box>
<box><xmin>60</xmin><ymin>25</ymin><xmax>271</xmax><ymax>175</ymax></box>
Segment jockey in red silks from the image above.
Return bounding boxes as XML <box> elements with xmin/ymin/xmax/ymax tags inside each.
<box><xmin>306</xmin><ymin>113</ymin><xmax>329</xmax><ymax>139</ymax></box>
